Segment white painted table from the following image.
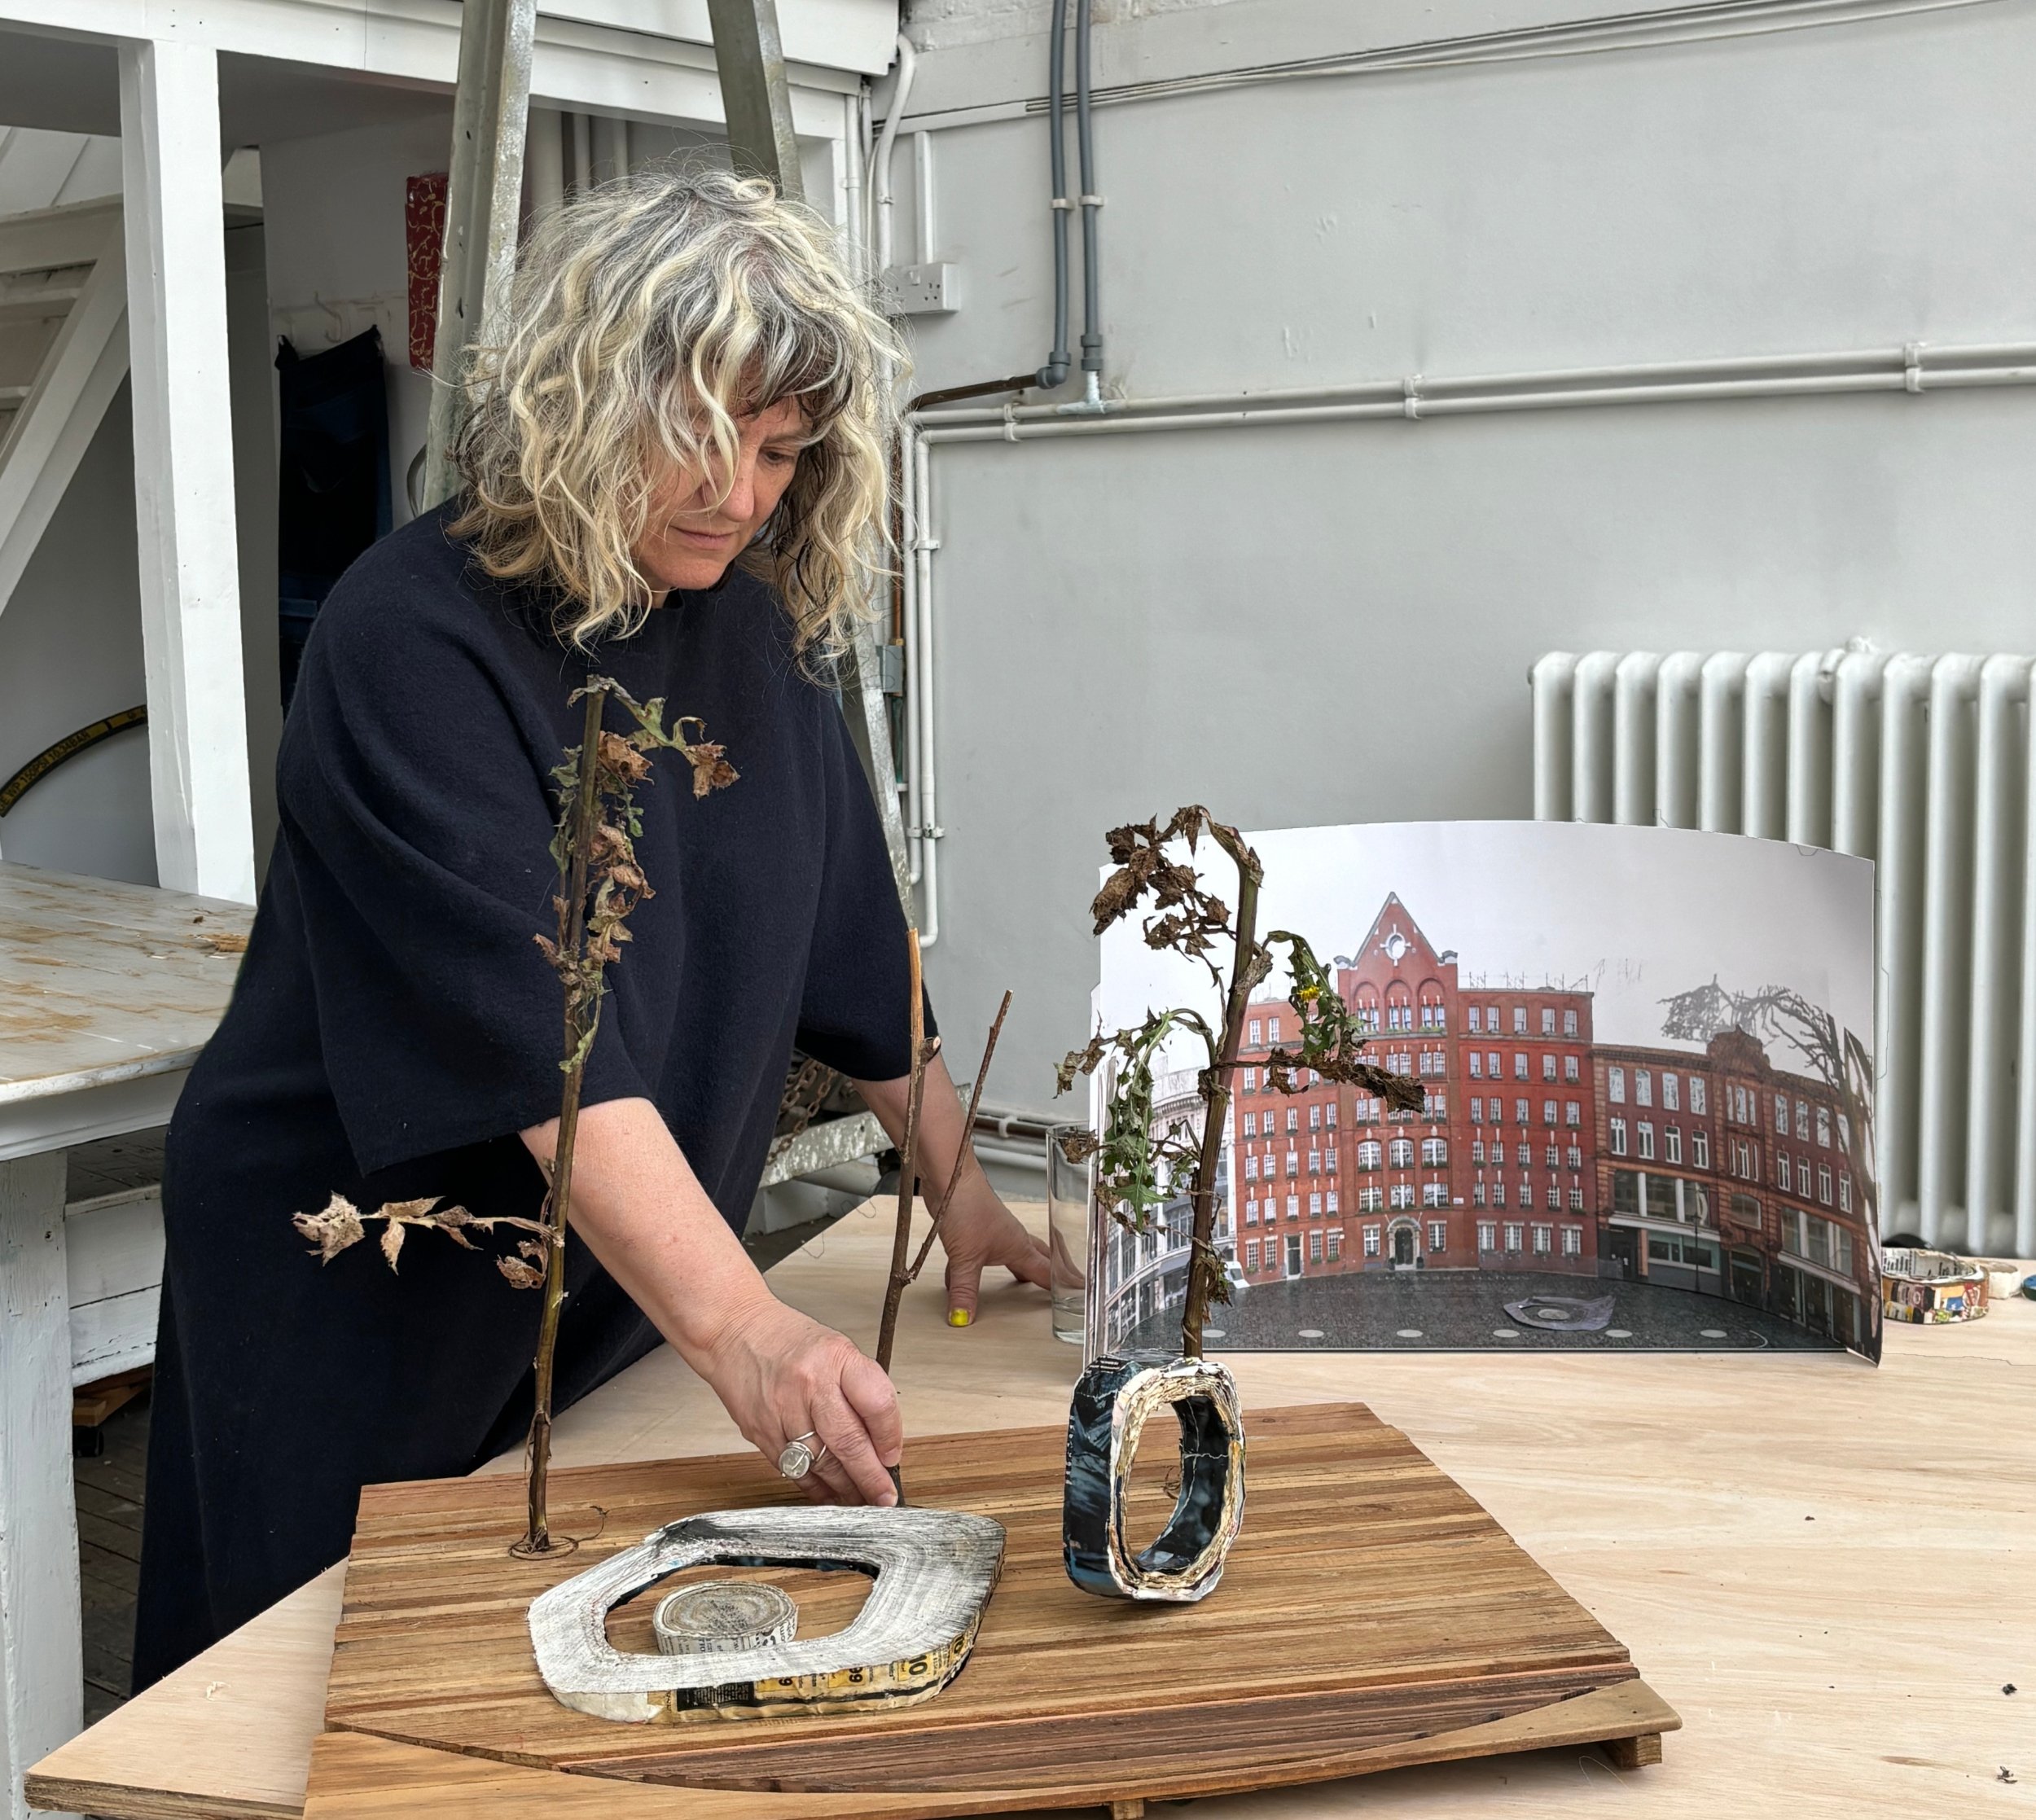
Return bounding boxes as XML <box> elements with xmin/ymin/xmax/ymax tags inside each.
<box><xmin>0</xmin><ymin>863</ymin><xmax>249</xmax><ymax>1820</ymax></box>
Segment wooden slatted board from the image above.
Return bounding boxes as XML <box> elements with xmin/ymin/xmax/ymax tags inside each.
<box><xmin>310</xmin><ymin>1403</ymin><xmax>1676</xmax><ymax>1816</ymax></box>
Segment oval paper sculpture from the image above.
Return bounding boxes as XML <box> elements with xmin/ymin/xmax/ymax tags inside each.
<box><xmin>527</xmin><ymin>1506</ymin><xmax>1005</xmax><ymax>1722</ymax></box>
<box><xmin>1063</xmin><ymin>1355</ymin><xmax>1245</xmax><ymax>1602</ymax></box>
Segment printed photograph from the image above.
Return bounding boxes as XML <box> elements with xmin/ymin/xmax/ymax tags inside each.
<box><xmin>1087</xmin><ymin>820</ymin><xmax>1880</xmax><ymax>1362</ymax></box>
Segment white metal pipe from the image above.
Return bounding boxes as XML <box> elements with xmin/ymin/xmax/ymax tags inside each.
<box><xmin>916</xmin><ymin>343</ymin><xmax>1986</xmax><ymax>427</ymax></box>
<box><xmin>1830</xmin><ymin>649</ymin><xmax>1887</xmax><ymax>859</ymax></box>
<box><xmin>1741</xmin><ymin>652</ymin><xmax>1796</xmax><ymax>840</ymax></box>
<box><xmin>913</xmin><ymin>433</ymin><xmax>940</xmax><ymax>946</ymax></box>
<box><xmin>1697</xmin><ymin>654</ymin><xmax>1749</xmax><ymax>834</ymax></box>
<box><xmin>1653</xmin><ymin>651</ymin><xmax>1705</xmax><ymax>830</ymax></box>
<box><xmin>1876</xmin><ymin>653</ymin><xmax>1937</xmax><ymax>1240</ymax></box>
<box><xmin>1964</xmin><ymin>655</ymin><xmax>2030</xmax><ymax>1255</ymax></box>
<box><xmin>871</xmin><ymin>33</ymin><xmax>916</xmax><ymax>278</ymax></box>
<box><xmin>1917</xmin><ymin>656</ymin><xmax>1986</xmax><ymax>1245</ymax></box>
<box><xmin>912</xmin><ymin>129</ymin><xmax>936</xmax><ymax>265</ymax></box>
<box><xmin>1569</xmin><ymin>652</ymin><xmax>1620</xmax><ymax>823</ymax></box>
<box><xmin>899</xmin><ymin>427</ymin><xmax>922</xmax><ymax>888</ymax></box>
<box><xmin>840</xmin><ymin>93</ymin><xmax>866</xmax><ymax>284</ymax></box>
<box><xmin>914</xmin><ymin>340</ymin><xmax>2036</xmax><ymax>440</ymax></box>
<box><xmin>1529</xmin><ymin>653</ymin><xmax>1577</xmax><ymax>822</ymax></box>
<box><xmin>1611</xmin><ymin>651</ymin><xmax>1661</xmax><ymax>826</ymax></box>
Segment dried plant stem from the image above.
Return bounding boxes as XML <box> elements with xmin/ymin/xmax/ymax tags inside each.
<box><xmin>1181</xmin><ymin>839</ymin><xmax>1262</xmax><ymax>1361</ymax></box>
<box><xmin>906</xmin><ymin>990</ymin><xmax>1012</xmax><ymax>1285</ymax></box>
<box><xmin>876</xmin><ymin>931</ymin><xmax>929</xmax><ymax>1379</ymax></box>
<box><xmin>517</xmin><ymin>686</ymin><xmax>607</xmax><ymax>1559</ymax></box>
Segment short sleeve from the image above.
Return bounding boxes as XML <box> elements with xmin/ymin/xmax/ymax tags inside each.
<box><xmin>277</xmin><ymin>589</ymin><xmax>647</xmax><ymax>1176</ymax></box>
<box><xmin>794</xmin><ymin>702</ymin><xmax>935</xmax><ymax>1081</ymax></box>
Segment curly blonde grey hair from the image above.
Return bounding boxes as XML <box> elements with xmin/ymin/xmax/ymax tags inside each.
<box><xmin>449</xmin><ymin>165</ymin><xmax>904</xmax><ymax>656</ymax></box>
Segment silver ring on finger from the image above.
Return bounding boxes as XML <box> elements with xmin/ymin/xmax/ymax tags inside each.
<box><xmin>777</xmin><ymin>1431</ymin><xmax>822</xmax><ymax>1480</ymax></box>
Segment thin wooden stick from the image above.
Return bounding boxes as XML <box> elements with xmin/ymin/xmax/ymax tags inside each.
<box><xmin>518</xmin><ymin>685</ymin><xmax>607</xmax><ymax>1556</ymax></box>
<box><xmin>1181</xmin><ymin>835</ymin><xmax>1261</xmax><ymax>1361</ymax></box>
<box><xmin>906</xmin><ymin>990</ymin><xmax>1012</xmax><ymax>1285</ymax></box>
<box><xmin>875</xmin><ymin>930</ymin><xmax>928</xmax><ymax>1379</ymax></box>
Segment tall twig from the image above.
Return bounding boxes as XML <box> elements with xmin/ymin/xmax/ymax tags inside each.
<box><xmin>516</xmin><ymin>686</ymin><xmax>606</xmax><ymax>1556</ymax></box>
<box><xmin>290</xmin><ymin>673</ymin><xmax>734</xmax><ymax>1558</ymax></box>
<box><xmin>876</xmin><ymin>930</ymin><xmax>929</xmax><ymax>1379</ymax></box>
<box><xmin>906</xmin><ymin>991</ymin><xmax>1012</xmax><ymax>1284</ymax></box>
<box><xmin>1181</xmin><ymin>832</ymin><xmax>1261</xmax><ymax>1360</ymax></box>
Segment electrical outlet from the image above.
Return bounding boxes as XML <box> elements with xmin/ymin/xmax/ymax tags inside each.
<box><xmin>883</xmin><ymin>263</ymin><xmax>961</xmax><ymax>316</ymax></box>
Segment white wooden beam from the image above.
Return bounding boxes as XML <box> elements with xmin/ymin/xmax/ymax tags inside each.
<box><xmin>0</xmin><ymin>226</ymin><xmax>129</xmax><ymax>623</ymax></box>
<box><xmin>0</xmin><ymin>2</ymin><xmax>870</xmax><ymax>120</ymax></box>
<box><xmin>119</xmin><ymin>40</ymin><xmax>255</xmax><ymax>905</ymax></box>
<box><xmin>0</xmin><ymin>1151</ymin><xmax>79</xmax><ymax>1820</ymax></box>
<box><xmin>0</xmin><ymin>200</ymin><xmax>122</xmax><ymax>279</ymax></box>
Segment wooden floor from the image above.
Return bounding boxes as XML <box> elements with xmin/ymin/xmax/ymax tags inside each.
<box><xmin>66</xmin><ymin>1128</ymin><xmax>169</xmax><ymax>1726</ymax></box>
<box><xmin>75</xmin><ymin>1394</ymin><xmax>149</xmax><ymax>1726</ymax></box>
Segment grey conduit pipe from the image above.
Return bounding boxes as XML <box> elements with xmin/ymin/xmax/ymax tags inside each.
<box><xmin>1074</xmin><ymin>0</ymin><xmax>1104</xmax><ymax>401</ymax></box>
<box><xmin>1036</xmin><ymin>0</ymin><xmax>1073</xmax><ymax>390</ymax></box>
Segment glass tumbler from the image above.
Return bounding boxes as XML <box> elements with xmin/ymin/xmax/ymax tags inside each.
<box><xmin>1047</xmin><ymin>1124</ymin><xmax>1093</xmax><ymax>1346</ymax></box>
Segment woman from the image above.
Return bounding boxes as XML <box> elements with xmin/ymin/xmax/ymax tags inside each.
<box><xmin>133</xmin><ymin>168</ymin><xmax>1050</xmax><ymax>1688</ymax></box>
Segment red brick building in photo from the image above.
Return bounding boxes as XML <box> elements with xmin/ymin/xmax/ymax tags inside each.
<box><xmin>1591</xmin><ymin>1028</ymin><xmax>1871</xmax><ymax>1348</ymax></box>
<box><xmin>1223</xmin><ymin>894</ymin><xmax>1874</xmax><ymax>1347</ymax></box>
<box><xmin>1231</xmin><ymin>895</ymin><xmax>1599</xmax><ymax>1284</ymax></box>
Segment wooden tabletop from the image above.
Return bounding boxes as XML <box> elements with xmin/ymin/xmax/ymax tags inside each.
<box><xmin>29</xmin><ymin>1202</ymin><xmax>2036</xmax><ymax>1819</ymax></box>
<box><xmin>0</xmin><ymin>862</ymin><xmax>250</xmax><ymax>1106</ymax></box>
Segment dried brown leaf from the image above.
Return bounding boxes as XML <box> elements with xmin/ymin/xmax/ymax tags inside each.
<box><xmin>380</xmin><ymin>1220</ymin><xmax>406</xmax><ymax>1270</ymax></box>
<box><xmin>497</xmin><ymin>1255</ymin><xmax>545</xmax><ymax>1289</ymax></box>
<box><xmin>292</xmin><ymin>1194</ymin><xmax>366</xmax><ymax>1264</ymax></box>
<box><xmin>595</xmin><ymin>730</ymin><xmax>652</xmax><ymax>784</ymax></box>
<box><xmin>686</xmin><ymin>743</ymin><xmax>739</xmax><ymax>798</ymax></box>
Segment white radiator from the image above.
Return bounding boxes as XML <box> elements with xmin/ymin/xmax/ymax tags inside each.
<box><xmin>1531</xmin><ymin>648</ymin><xmax>2036</xmax><ymax>1258</ymax></box>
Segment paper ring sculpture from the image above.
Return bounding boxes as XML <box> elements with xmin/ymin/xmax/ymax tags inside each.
<box><xmin>1062</xmin><ymin>1354</ymin><xmax>1245</xmax><ymax>1603</ymax></box>
<box><xmin>527</xmin><ymin>1506</ymin><xmax>1005</xmax><ymax>1722</ymax></box>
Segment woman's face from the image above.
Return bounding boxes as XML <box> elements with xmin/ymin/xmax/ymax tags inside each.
<box><xmin>634</xmin><ymin>397</ymin><xmax>807</xmax><ymax>599</ymax></box>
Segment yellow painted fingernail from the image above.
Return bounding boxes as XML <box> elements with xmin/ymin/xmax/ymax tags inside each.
<box><xmin>948</xmin><ymin>1309</ymin><xmax>972</xmax><ymax>1327</ymax></box>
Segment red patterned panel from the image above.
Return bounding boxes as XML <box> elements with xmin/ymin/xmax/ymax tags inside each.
<box><xmin>406</xmin><ymin>173</ymin><xmax>450</xmax><ymax>372</ymax></box>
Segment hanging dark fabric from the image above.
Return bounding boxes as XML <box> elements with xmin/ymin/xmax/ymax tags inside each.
<box><xmin>275</xmin><ymin>326</ymin><xmax>391</xmax><ymax>710</ymax></box>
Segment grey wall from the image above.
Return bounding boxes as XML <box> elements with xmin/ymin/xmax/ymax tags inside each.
<box><xmin>890</xmin><ymin>0</ymin><xmax>2036</xmax><ymax>1112</ymax></box>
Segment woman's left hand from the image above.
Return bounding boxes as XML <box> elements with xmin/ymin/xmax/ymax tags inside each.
<box><xmin>935</xmin><ymin>1175</ymin><xmax>1052</xmax><ymax>1327</ymax></box>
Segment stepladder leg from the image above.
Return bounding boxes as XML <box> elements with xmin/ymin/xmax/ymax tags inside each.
<box><xmin>1602</xmin><ymin>1731</ymin><xmax>1665</xmax><ymax>1771</ymax></box>
<box><xmin>0</xmin><ymin>1151</ymin><xmax>82</xmax><ymax>1820</ymax></box>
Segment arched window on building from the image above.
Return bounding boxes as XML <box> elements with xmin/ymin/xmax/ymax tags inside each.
<box><xmin>1388</xmin><ymin>1136</ymin><xmax>1414</xmax><ymax>1168</ymax></box>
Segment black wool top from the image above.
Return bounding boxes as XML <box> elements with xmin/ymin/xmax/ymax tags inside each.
<box><xmin>134</xmin><ymin>507</ymin><xmax>923</xmax><ymax>1687</ymax></box>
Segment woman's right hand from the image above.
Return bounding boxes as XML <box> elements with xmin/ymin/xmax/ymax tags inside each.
<box><xmin>698</xmin><ymin>1292</ymin><xmax>904</xmax><ymax>1506</ymax></box>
